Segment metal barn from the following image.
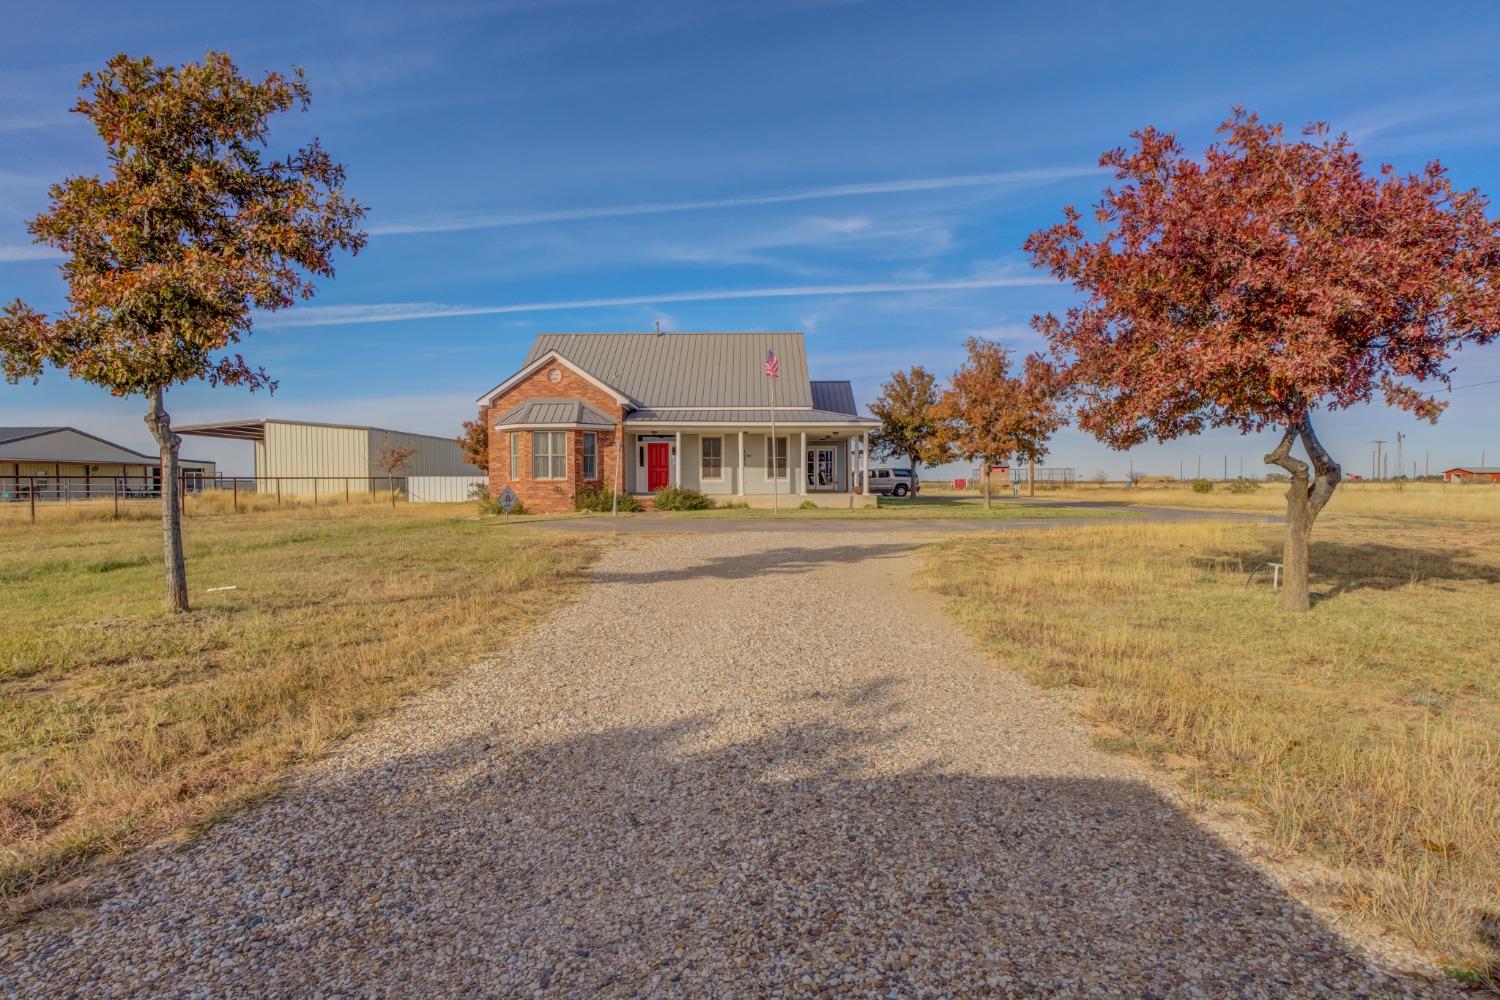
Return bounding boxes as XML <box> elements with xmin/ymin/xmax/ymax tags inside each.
<box><xmin>175</xmin><ymin>419</ymin><xmax>477</xmax><ymax>496</ymax></box>
<box><xmin>1</xmin><ymin>426</ymin><xmax>216</xmax><ymax>500</ymax></box>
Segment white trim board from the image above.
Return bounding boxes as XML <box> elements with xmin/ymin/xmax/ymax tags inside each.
<box><xmin>476</xmin><ymin>350</ymin><xmax>632</xmax><ymax>406</ymax></box>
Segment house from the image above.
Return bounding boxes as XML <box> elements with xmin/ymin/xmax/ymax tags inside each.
<box><xmin>1442</xmin><ymin>466</ymin><xmax>1500</xmax><ymax>483</ymax></box>
<box><xmin>0</xmin><ymin>426</ymin><xmax>216</xmax><ymax>500</ymax></box>
<box><xmin>176</xmin><ymin>418</ymin><xmax>477</xmax><ymax>496</ymax></box>
<box><xmin>476</xmin><ymin>332</ymin><xmax>881</xmax><ymax>512</ymax></box>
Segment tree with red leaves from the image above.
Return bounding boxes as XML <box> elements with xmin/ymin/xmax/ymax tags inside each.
<box><xmin>936</xmin><ymin>338</ymin><xmax>1063</xmax><ymax>509</ymax></box>
<box><xmin>0</xmin><ymin>53</ymin><xmax>366</xmax><ymax>611</ymax></box>
<box><xmin>457</xmin><ymin>413</ymin><xmax>489</xmax><ymax>471</ymax></box>
<box><xmin>1025</xmin><ymin>108</ymin><xmax>1500</xmax><ymax>611</ymax></box>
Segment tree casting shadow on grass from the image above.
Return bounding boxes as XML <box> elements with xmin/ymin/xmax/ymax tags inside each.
<box><xmin>8</xmin><ymin>675</ymin><xmax>1460</xmax><ymax>998</ymax></box>
<box><xmin>1227</xmin><ymin>538</ymin><xmax>1500</xmax><ymax>598</ymax></box>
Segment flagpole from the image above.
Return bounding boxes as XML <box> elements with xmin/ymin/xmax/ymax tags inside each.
<box><xmin>770</xmin><ymin>351</ymin><xmax>778</xmax><ymax>514</ymax></box>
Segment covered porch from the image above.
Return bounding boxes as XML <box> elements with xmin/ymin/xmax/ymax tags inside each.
<box><xmin>621</xmin><ymin>422</ymin><xmax>877</xmax><ymax>508</ymax></box>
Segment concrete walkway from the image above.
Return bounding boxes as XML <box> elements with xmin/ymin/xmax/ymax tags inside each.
<box><xmin>1</xmin><ymin>529</ymin><xmax>1445</xmax><ymax>999</ymax></box>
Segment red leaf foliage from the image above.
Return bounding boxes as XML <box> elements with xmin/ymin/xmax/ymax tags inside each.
<box><xmin>935</xmin><ymin>338</ymin><xmax>1063</xmax><ymax>465</ymax></box>
<box><xmin>1023</xmin><ymin>107</ymin><xmax>1500</xmax><ymax>448</ymax></box>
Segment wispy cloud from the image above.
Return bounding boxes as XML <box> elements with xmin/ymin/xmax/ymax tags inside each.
<box><xmin>369</xmin><ymin>166</ymin><xmax>1099</xmax><ymax>236</ymax></box>
<box><xmin>258</xmin><ymin>276</ymin><xmax>1054</xmax><ymax>328</ymax></box>
<box><xmin>0</xmin><ymin>244</ymin><xmax>62</xmax><ymax>262</ymax></box>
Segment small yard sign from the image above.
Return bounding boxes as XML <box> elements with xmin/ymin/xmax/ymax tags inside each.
<box><xmin>499</xmin><ymin>486</ymin><xmax>518</xmax><ymax>515</ymax></box>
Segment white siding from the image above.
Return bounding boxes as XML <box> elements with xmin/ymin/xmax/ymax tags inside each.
<box><xmin>261</xmin><ymin>422</ymin><xmax>370</xmax><ymax>478</ymax></box>
<box><xmin>245</xmin><ymin>421</ymin><xmax>473</xmax><ymax>497</ymax></box>
<box><xmin>406</xmin><ymin>475</ymin><xmax>487</xmax><ymax>502</ymax></box>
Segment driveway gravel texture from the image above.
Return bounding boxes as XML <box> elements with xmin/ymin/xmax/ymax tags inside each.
<box><xmin>2</xmin><ymin>528</ymin><xmax>1459</xmax><ymax>999</ymax></box>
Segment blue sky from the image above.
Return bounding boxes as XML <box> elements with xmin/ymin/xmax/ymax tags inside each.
<box><xmin>3</xmin><ymin>0</ymin><xmax>1499</xmax><ymax>477</ymax></box>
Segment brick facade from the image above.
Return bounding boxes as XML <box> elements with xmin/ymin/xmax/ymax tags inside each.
<box><xmin>485</xmin><ymin>361</ymin><xmax>625</xmax><ymax>513</ymax></box>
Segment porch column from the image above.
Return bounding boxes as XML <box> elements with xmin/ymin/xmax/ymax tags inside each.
<box><xmin>737</xmin><ymin>430</ymin><xmax>745</xmax><ymax>496</ymax></box>
<box><xmin>798</xmin><ymin>431</ymin><xmax>807</xmax><ymax>494</ymax></box>
<box><xmin>673</xmin><ymin>430</ymin><xmax>681</xmax><ymax>487</ymax></box>
<box><xmin>861</xmin><ymin>432</ymin><xmax>870</xmax><ymax>493</ymax></box>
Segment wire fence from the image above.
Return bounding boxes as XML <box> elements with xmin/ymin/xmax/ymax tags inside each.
<box><xmin>1</xmin><ymin>474</ymin><xmax>416</xmax><ymax>522</ymax></box>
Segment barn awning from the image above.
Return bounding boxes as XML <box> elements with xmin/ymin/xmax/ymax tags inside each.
<box><xmin>174</xmin><ymin>420</ymin><xmax>267</xmax><ymax>441</ymax></box>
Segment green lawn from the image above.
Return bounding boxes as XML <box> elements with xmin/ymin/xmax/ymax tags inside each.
<box><xmin>669</xmin><ymin>494</ymin><xmax>1133</xmax><ymax>519</ymax></box>
<box><xmin>0</xmin><ymin>505</ymin><xmax>595</xmax><ymax>917</ymax></box>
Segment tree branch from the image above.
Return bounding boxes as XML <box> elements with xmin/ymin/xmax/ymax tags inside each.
<box><xmin>1263</xmin><ymin>422</ymin><xmax>1307</xmax><ymax>481</ymax></box>
<box><xmin>1298</xmin><ymin>416</ymin><xmax>1342</xmax><ymax>519</ymax></box>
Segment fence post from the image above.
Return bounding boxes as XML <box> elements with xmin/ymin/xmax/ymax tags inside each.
<box><xmin>276</xmin><ymin>478</ymin><xmax>281</xmax><ymax>506</ymax></box>
<box><xmin>30</xmin><ymin>477</ymin><xmax>36</xmax><ymax>523</ymax></box>
<box><xmin>313</xmin><ymin>479</ymin><xmax>318</xmax><ymax>506</ymax></box>
<box><xmin>113</xmin><ymin>477</ymin><xmax>119</xmax><ymax>519</ymax></box>
<box><xmin>345</xmin><ymin>478</ymin><xmax>350</xmax><ymax>504</ymax></box>
<box><xmin>233</xmin><ymin>478</ymin><xmax>238</xmax><ymax>513</ymax></box>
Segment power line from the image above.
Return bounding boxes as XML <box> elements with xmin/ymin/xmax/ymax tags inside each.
<box><xmin>1446</xmin><ymin>377</ymin><xmax>1500</xmax><ymax>392</ymax></box>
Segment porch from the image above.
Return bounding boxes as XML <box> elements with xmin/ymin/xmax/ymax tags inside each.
<box><xmin>622</xmin><ymin>425</ymin><xmax>877</xmax><ymax>507</ymax></box>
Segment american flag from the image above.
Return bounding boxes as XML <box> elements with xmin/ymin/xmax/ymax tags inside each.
<box><xmin>764</xmin><ymin>349</ymin><xmax>780</xmax><ymax>379</ymax></box>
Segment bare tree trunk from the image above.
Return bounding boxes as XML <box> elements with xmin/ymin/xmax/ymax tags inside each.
<box><xmin>145</xmin><ymin>386</ymin><xmax>189</xmax><ymax>613</ymax></box>
<box><xmin>982</xmin><ymin>461</ymin><xmax>992</xmax><ymax>509</ymax></box>
<box><xmin>1028</xmin><ymin>456</ymin><xmax>1035</xmax><ymax>497</ymax></box>
<box><xmin>1265</xmin><ymin>416</ymin><xmax>1341</xmax><ymax>613</ymax></box>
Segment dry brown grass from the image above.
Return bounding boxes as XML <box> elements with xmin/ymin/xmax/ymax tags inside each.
<box><xmin>0</xmin><ymin>504</ymin><xmax>595</xmax><ymax>917</ymax></box>
<box><xmin>921</xmin><ymin>517</ymin><xmax>1500</xmax><ymax>984</ymax></box>
<box><xmin>1046</xmin><ymin>479</ymin><xmax>1500</xmax><ymax>523</ymax></box>
<box><xmin>0</xmin><ymin>487</ymin><xmax>410</xmax><ymax>524</ymax></box>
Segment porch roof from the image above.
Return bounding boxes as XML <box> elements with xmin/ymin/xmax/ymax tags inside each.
<box><xmin>624</xmin><ymin>407</ymin><xmax>878</xmax><ymax>426</ymax></box>
<box><xmin>495</xmin><ymin>397</ymin><xmax>617</xmax><ymax>429</ymax></box>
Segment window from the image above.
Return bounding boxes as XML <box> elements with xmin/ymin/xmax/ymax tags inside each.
<box><xmin>701</xmin><ymin>436</ymin><xmax>723</xmax><ymax>480</ymax></box>
<box><xmin>582</xmin><ymin>432</ymin><xmax>598</xmax><ymax>480</ymax></box>
<box><xmin>509</xmin><ymin>432</ymin><xmax>520</xmax><ymax>480</ymax></box>
<box><xmin>532</xmin><ymin>431</ymin><xmax>566</xmax><ymax>479</ymax></box>
<box><xmin>764</xmin><ymin>435</ymin><xmax>789</xmax><ymax>479</ymax></box>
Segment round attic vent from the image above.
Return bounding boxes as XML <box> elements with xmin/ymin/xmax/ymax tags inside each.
<box><xmin>548</xmin><ymin>368</ymin><xmax>562</xmax><ymax>382</ymax></box>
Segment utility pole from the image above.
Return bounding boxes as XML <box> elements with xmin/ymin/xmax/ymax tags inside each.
<box><xmin>1178</xmin><ymin>460</ymin><xmax>1183</xmax><ymax>482</ymax></box>
<box><xmin>1396</xmin><ymin>432</ymin><xmax>1405</xmax><ymax>479</ymax></box>
<box><xmin>1196</xmin><ymin>456</ymin><xmax>1201</xmax><ymax>479</ymax></box>
<box><xmin>1425</xmin><ymin>450</ymin><xmax>1429</xmax><ymax>478</ymax></box>
<box><xmin>1223</xmin><ymin>455</ymin><xmax>1228</xmax><ymax>481</ymax></box>
<box><xmin>1371</xmin><ymin>440</ymin><xmax>1386</xmax><ymax>481</ymax></box>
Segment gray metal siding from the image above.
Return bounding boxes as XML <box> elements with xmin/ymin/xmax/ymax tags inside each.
<box><xmin>525</xmin><ymin>333</ymin><xmax>813</xmax><ymax>408</ymax></box>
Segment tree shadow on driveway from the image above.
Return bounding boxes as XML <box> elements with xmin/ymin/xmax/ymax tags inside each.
<box><xmin>9</xmin><ymin>677</ymin><xmax>1456</xmax><ymax>998</ymax></box>
<box><xmin>592</xmin><ymin>542</ymin><xmax>916</xmax><ymax>584</ymax></box>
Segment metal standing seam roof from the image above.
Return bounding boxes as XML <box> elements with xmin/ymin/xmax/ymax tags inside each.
<box><xmin>523</xmin><ymin>333</ymin><xmax>814</xmax><ymax>409</ymax></box>
<box><xmin>0</xmin><ymin>426</ymin><xmax>67</xmax><ymax>445</ymax></box>
<box><xmin>0</xmin><ymin>426</ymin><xmax>213</xmax><ymax>464</ymax></box>
<box><xmin>625</xmin><ymin>408</ymin><xmax>877</xmax><ymax>425</ymax></box>
<box><xmin>809</xmin><ymin>380</ymin><xmax>857</xmax><ymax>415</ymax></box>
<box><xmin>1446</xmin><ymin>467</ymin><xmax>1500</xmax><ymax>474</ymax></box>
<box><xmin>494</xmin><ymin>398</ymin><xmax>617</xmax><ymax>428</ymax></box>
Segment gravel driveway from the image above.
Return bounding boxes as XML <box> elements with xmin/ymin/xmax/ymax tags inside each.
<box><xmin>2</xmin><ymin>530</ymin><xmax>1455</xmax><ymax>998</ymax></box>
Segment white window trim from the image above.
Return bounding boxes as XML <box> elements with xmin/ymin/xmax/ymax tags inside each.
<box><xmin>509</xmin><ymin>431</ymin><xmax>519</xmax><ymax>480</ymax></box>
<box><xmin>532</xmin><ymin>430</ymin><xmax>567</xmax><ymax>481</ymax></box>
<box><xmin>700</xmin><ymin>435</ymin><xmax>724</xmax><ymax>481</ymax></box>
<box><xmin>582</xmin><ymin>431</ymin><xmax>599</xmax><ymax>481</ymax></box>
<box><xmin>764</xmin><ymin>434</ymin><xmax>789</xmax><ymax>480</ymax></box>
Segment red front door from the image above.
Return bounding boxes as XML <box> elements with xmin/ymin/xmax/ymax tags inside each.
<box><xmin>647</xmin><ymin>442</ymin><xmax>671</xmax><ymax>491</ymax></box>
